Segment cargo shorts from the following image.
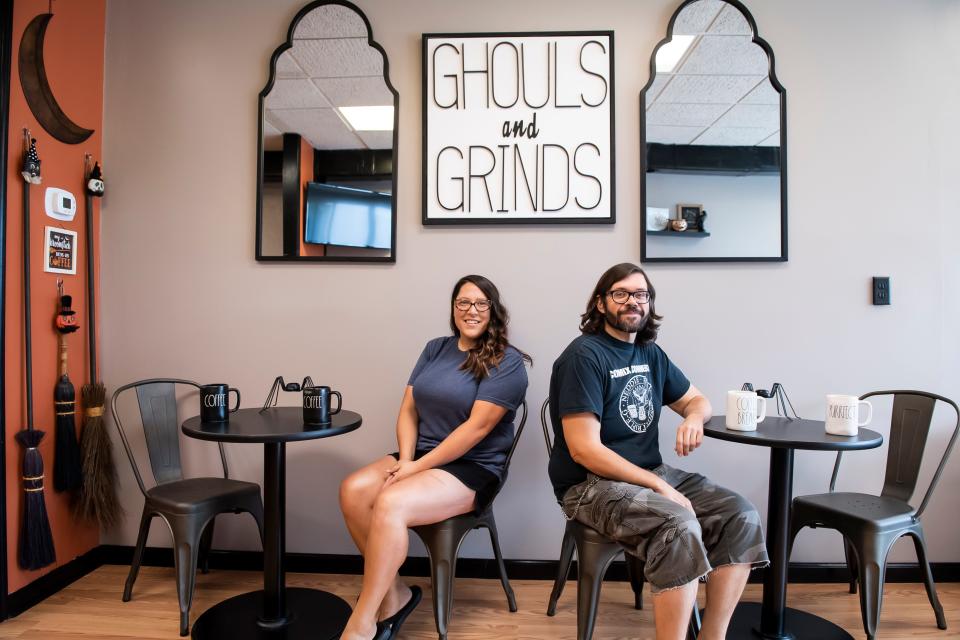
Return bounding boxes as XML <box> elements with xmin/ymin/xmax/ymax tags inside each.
<box><xmin>561</xmin><ymin>464</ymin><xmax>769</xmax><ymax>593</ymax></box>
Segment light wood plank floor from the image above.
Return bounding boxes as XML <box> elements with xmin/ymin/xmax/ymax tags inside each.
<box><xmin>0</xmin><ymin>565</ymin><xmax>956</xmax><ymax>639</ymax></box>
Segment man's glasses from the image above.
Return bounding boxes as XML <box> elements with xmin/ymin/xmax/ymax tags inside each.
<box><xmin>607</xmin><ymin>289</ymin><xmax>651</xmax><ymax>304</ymax></box>
<box><xmin>454</xmin><ymin>298</ymin><xmax>492</xmax><ymax>312</ymax></box>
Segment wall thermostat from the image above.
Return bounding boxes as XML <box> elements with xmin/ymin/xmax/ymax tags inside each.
<box><xmin>45</xmin><ymin>187</ymin><xmax>77</xmax><ymax>222</ymax></box>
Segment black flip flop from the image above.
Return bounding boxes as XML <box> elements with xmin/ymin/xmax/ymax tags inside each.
<box><xmin>381</xmin><ymin>585</ymin><xmax>422</xmax><ymax>639</ymax></box>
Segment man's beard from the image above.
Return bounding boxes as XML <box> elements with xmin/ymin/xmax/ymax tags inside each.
<box><xmin>605</xmin><ymin>306</ymin><xmax>647</xmax><ymax>334</ymax></box>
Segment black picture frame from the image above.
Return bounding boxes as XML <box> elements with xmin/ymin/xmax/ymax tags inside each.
<box><xmin>421</xmin><ymin>31</ymin><xmax>616</xmax><ymax>226</ymax></box>
<box><xmin>639</xmin><ymin>0</ymin><xmax>787</xmax><ymax>263</ymax></box>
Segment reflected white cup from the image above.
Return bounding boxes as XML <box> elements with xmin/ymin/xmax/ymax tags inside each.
<box><xmin>726</xmin><ymin>390</ymin><xmax>767</xmax><ymax>431</ymax></box>
<box><xmin>825</xmin><ymin>394</ymin><xmax>872</xmax><ymax>436</ymax></box>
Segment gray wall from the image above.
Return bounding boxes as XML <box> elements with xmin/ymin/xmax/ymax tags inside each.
<box><xmin>101</xmin><ymin>0</ymin><xmax>960</xmax><ymax>564</ymax></box>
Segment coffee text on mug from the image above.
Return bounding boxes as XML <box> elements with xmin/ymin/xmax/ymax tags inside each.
<box><xmin>204</xmin><ymin>394</ymin><xmax>226</xmax><ymax>408</ymax></box>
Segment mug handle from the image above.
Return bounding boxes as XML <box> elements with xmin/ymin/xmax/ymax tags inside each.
<box><xmin>857</xmin><ymin>400</ymin><xmax>872</xmax><ymax>426</ymax></box>
<box><xmin>756</xmin><ymin>397</ymin><xmax>767</xmax><ymax>423</ymax></box>
<box><xmin>229</xmin><ymin>388</ymin><xmax>241</xmax><ymax>413</ymax></box>
<box><xmin>330</xmin><ymin>391</ymin><xmax>342</xmax><ymax>415</ymax></box>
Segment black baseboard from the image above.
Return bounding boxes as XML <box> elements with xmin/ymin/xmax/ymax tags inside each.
<box><xmin>97</xmin><ymin>545</ymin><xmax>960</xmax><ymax>584</ymax></box>
<box><xmin>6</xmin><ymin>545</ymin><xmax>958</xmax><ymax>619</ymax></box>
<box><xmin>6</xmin><ymin>547</ymin><xmax>104</xmax><ymax>618</ymax></box>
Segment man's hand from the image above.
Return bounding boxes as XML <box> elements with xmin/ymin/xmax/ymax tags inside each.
<box><xmin>655</xmin><ymin>481</ymin><xmax>694</xmax><ymax>513</ymax></box>
<box><xmin>675</xmin><ymin>416</ymin><xmax>704</xmax><ymax>457</ymax></box>
<box><xmin>383</xmin><ymin>459</ymin><xmax>422</xmax><ymax>487</ymax></box>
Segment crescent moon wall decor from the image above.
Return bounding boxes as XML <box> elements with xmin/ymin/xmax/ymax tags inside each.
<box><xmin>18</xmin><ymin>13</ymin><xmax>95</xmax><ymax>144</ymax></box>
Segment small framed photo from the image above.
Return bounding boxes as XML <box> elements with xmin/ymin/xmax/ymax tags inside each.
<box><xmin>44</xmin><ymin>226</ymin><xmax>78</xmax><ymax>275</ymax></box>
<box><xmin>676</xmin><ymin>203</ymin><xmax>703</xmax><ymax>231</ymax></box>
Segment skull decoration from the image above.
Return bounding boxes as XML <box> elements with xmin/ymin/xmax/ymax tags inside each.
<box><xmin>86</xmin><ymin>161</ymin><xmax>105</xmax><ymax>197</ymax></box>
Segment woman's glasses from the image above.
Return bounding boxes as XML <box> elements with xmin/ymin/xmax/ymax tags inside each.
<box><xmin>454</xmin><ymin>298</ymin><xmax>491</xmax><ymax>312</ymax></box>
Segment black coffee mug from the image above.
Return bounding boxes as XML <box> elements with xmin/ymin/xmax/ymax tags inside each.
<box><xmin>200</xmin><ymin>383</ymin><xmax>241</xmax><ymax>422</ymax></box>
<box><xmin>303</xmin><ymin>385</ymin><xmax>341</xmax><ymax>425</ymax></box>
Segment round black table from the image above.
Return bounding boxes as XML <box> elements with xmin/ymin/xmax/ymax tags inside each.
<box><xmin>182</xmin><ymin>407</ymin><xmax>362</xmax><ymax>639</ymax></box>
<box><xmin>703</xmin><ymin>416</ymin><xmax>883</xmax><ymax>640</ymax></box>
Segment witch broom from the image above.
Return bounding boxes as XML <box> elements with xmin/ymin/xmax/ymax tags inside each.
<box><xmin>53</xmin><ymin>279</ymin><xmax>82</xmax><ymax>492</ymax></box>
<box><xmin>17</xmin><ymin>133</ymin><xmax>56</xmax><ymax>570</ymax></box>
<box><xmin>76</xmin><ymin>158</ymin><xmax>120</xmax><ymax>527</ymax></box>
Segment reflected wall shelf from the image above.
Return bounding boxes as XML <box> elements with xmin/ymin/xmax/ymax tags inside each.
<box><xmin>647</xmin><ymin>230</ymin><xmax>711</xmax><ymax>238</ymax></box>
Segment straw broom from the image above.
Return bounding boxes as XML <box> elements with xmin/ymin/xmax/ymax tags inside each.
<box><xmin>17</xmin><ymin>132</ymin><xmax>56</xmax><ymax>569</ymax></box>
<box><xmin>76</xmin><ymin>157</ymin><xmax>120</xmax><ymax>528</ymax></box>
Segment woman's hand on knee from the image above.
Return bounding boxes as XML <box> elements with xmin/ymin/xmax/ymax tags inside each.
<box><xmin>384</xmin><ymin>459</ymin><xmax>423</xmax><ymax>487</ymax></box>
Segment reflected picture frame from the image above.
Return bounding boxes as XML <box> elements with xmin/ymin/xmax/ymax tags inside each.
<box><xmin>676</xmin><ymin>203</ymin><xmax>703</xmax><ymax>231</ymax></box>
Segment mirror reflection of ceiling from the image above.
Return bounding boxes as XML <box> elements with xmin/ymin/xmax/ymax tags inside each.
<box><xmin>263</xmin><ymin>5</ymin><xmax>393</xmax><ymax>152</ymax></box>
<box><xmin>645</xmin><ymin>0</ymin><xmax>779</xmax><ymax>147</ymax></box>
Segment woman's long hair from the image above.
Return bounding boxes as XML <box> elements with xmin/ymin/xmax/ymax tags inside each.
<box><xmin>449</xmin><ymin>275</ymin><xmax>532</xmax><ymax>380</ymax></box>
<box><xmin>579</xmin><ymin>263</ymin><xmax>662</xmax><ymax>345</ymax></box>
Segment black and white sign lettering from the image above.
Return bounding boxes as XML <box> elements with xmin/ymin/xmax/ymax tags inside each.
<box><xmin>422</xmin><ymin>32</ymin><xmax>614</xmax><ymax>224</ymax></box>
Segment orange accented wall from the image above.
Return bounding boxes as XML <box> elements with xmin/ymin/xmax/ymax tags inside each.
<box><xmin>4</xmin><ymin>0</ymin><xmax>105</xmax><ymax>594</ymax></box>
<box><xmin>298</xmin><ymin>137</ymin><xmax>323</xmax><ymax>257</ymax></box>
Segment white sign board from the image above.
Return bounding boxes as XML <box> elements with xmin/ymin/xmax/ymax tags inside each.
<box><xmin>422</xmin><ymin>32</ymin><xmax>615</xmax><ymax>224</ymax></box>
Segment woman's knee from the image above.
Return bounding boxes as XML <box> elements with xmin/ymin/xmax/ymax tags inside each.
<box><xmin>371</xmin><ymin>486</ymin><xmax>409</xmax><ymax>525</ymax></box>
<box><xmin>340</xmin><ymin>466</ymin><xmax>383</xmax><ymax>510</ymax></box>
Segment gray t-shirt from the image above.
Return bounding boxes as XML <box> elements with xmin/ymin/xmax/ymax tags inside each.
<box><xmin>408</xmin><ymin>336</ymin><xmax>528</xmax><ymax>477</ymax></box>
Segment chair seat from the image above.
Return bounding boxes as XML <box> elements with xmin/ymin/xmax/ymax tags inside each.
<box><xmin>146</xmin><ymin>478</ymin><xmax>261</xmax><ymax>514</ymax></box>
<box><xmin>567</xmin><ymin>518</ymin><xmax>620</xmax><ymax>545</ymax></box>
<box><xmin>793</xmin><ymin>492</ymin><xmax>916</xmax><ymax>532</ymax></box>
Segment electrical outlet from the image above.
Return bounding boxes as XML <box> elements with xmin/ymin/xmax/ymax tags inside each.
<box><xmin>872</xmin><ymin>277</ymin><xmax>890</xmax><ymax>305</ymax></box>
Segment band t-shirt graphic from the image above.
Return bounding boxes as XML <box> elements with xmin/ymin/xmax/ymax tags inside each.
<box><xmin>548</xmin><ymin>331</ymin><xmax>690</xmax><ymax>500</ymax></box>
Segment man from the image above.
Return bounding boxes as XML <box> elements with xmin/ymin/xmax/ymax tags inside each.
<box><xmin>548</xmin><ymin>263</ymin><xmax>768</xmax><ymax>640</ymax></box>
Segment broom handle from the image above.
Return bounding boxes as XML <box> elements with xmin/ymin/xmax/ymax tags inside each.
<box><xmin>23</xmin><ymin>180</ymin><xmax>34</xmax><ymax>431</ymax></box>
<box><xmin>58</xmin><ymin>333</ymin><xmax>68</xmax><ymax>377</ymax></box>
<box><xmin>85</xmin><ymin>191</ymin><xmax>97</xmax><ymax>382</ymax></box>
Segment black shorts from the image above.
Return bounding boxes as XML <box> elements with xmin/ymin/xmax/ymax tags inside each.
<box><xmin>388</xmin><ymin>450</ymin><xmax>500</xmax><ymax>510</ymax></box>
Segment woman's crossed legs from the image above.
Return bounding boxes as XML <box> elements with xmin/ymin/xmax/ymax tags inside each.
<box><xmin>339</xmin><ymin>455</ymin><xmax>476</xmax><ymax>640</ymax></box>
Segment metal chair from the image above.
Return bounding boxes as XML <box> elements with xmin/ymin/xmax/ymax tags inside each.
<box><xmin>541</xmin><ymin>398</ymin><xmax>701</xmax><ymax>640</ymax></box>
<box><xmin>411</xmin><ymin>400</ymin><xmax>526</xmax><ymax>640</ymax></box>
<box><xmin>112</xmin><ymin>378</ymin><xmax>265</xmax><ymax>636</ymax></box>
<box><xmin>789</xmin><ymin>390</ymin><xmax>958</xmax><ymax>640</ymax></box>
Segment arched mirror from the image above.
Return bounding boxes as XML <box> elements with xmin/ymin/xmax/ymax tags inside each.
<box><xmin>256</xmin><ymin>0</ymin><xmax>398</xmax><ymax>262</ymax></box>
<box><xmin>640</xmin><ymin>0</ymin><xmax>785</xmax><ymax>262</ymax></box>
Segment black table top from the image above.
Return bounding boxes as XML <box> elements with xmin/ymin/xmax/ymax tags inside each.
<box><xmin>704</xmin><ymin>416</ymin><xmax>883</xmax><ymax>451</ymax></box>
<box><xmin>182</xmin><ymin>407</ymin><xmax>362</xmax><ymax>443</ymax></box>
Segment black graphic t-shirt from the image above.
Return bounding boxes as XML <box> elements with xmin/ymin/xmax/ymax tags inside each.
<box><xmin>547</xmin><ymin>331</ymin><xmax>690</xmax><ymax>500</ymax></box>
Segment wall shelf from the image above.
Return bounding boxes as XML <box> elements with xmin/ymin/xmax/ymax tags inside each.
<box><xmin>647</xmin><ymin>230</ymin><xmax>711</xmax><ymax>238</ymax></box>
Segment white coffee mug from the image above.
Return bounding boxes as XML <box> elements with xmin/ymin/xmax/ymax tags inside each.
<box><xmin>825</xmin><ymin>394</ymin><xmax>873</xmax><ymax>436</ymax></box>
<box><xmin>726</xmin><ymin>390</ymin><xmax>767</xmax><ymax>431</ymax></box>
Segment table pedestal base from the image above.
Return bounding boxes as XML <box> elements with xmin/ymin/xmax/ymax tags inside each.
<box><xmin>719</xmin><ymin>602</ymin><xmax>853</xmax><ymax>640</ymax></box>
<box><xmin>191</xmin><ymin>587</ymin><xmax>351</xmax><ymax>639</ymax></box>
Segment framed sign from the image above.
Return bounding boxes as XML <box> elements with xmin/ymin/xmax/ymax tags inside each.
<box><xmin>422</xmin><ymin>31</ymin><xmax>614</xmax><ymax>225</ymax></box>
<box><xmin>44</xmin><ymin>226</ymin><xmax>77</xmax><ymax>274</ymax></box>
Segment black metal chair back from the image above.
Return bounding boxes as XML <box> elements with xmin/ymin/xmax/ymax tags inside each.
<box><xmin>829</xmin><ymin>390</ymin><xmax>960</xmax><ymax>517</ymax></box>
<box><xmin>113</xmin><ymin>378</ymin><xmax>229</xmax><ymax>494</ymax></box>
<box><xmin>487</xmin><ymin>400</ymin><xmax>527</xmax><ymax>502</ymax></box>
<box><xmin>541</xmin><ymin>397</ymin><xmax>553</xmax><ymax>453</ymax></box>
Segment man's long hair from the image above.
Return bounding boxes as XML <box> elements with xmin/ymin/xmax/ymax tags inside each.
<box><xmin>579</xmin><ymin>263</ymin><xmax>662</xmax><ymax>345</ymax></box>
<box><xmin>449</xmin><ymin>275</ymin><xmax>532</xmax><ymax>380</ymax></box>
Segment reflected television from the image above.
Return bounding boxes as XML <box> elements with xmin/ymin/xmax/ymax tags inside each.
<box><xmin>304</xmin><ymin>183</ymin><xmax>391</xmax><ymax>249</ymax></box>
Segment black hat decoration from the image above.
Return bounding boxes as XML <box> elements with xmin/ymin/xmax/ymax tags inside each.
<box><xmin>21</xmin><ymin>136</ymin><xmax>41</xmax><ymax>184</ymax></box>
<box><xmin>86</xmin><ymin>161</ymin><xmax>104</xmax><ymax>197</ymax></box>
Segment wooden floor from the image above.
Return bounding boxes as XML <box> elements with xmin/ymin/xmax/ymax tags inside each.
<box><xmin>0</xmin><ymin>565</ymin><xmax>956</xmax><ymax>639</ymax></box>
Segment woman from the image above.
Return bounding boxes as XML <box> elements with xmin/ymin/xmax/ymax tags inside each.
<box><xmin>338</xmin><ymin>275</ymin><xmax>530</xmax><ymax>640</ymax></box>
